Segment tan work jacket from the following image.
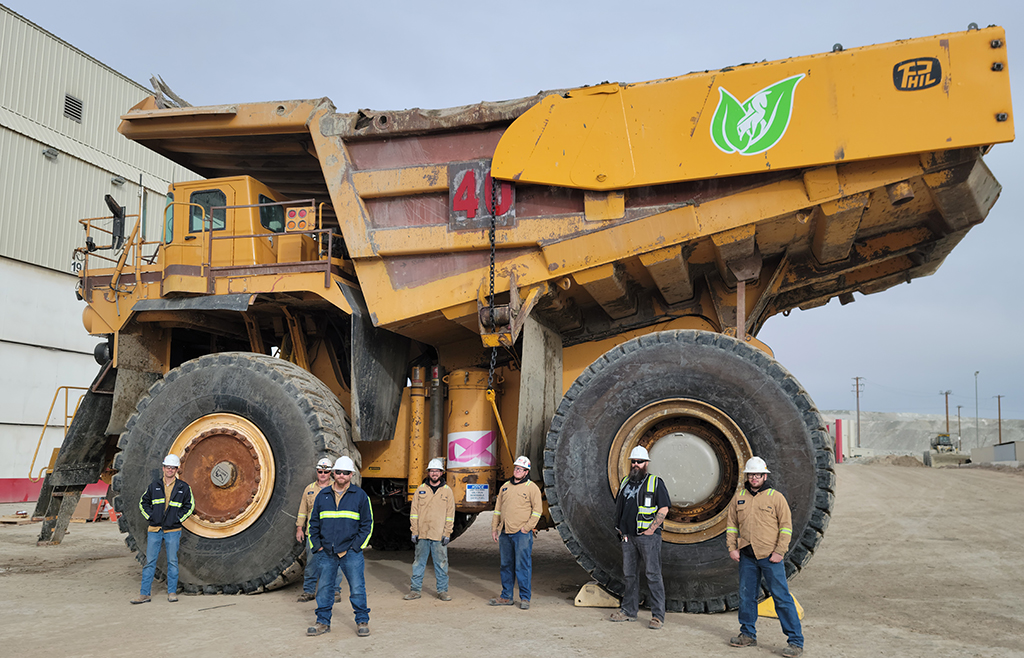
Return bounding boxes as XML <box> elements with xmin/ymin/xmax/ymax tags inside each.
<box><xmin>492</xmin><ymin>478</ymin><xmax>543</xmax><ymax>534</ymax></box>
<box><xmin>726</xmin><ymin>486</ymin><xmax>793</xmax><ymax>559</ymax></box>
<box><xmin>410</xmin><ymin>482</ymin><xmax>456</xmax><ymax>540</ymax></box>
<box><xmin>296</xmin><ymin>482</ymin><xmax>321</xmax><ymax>528</ymax></box>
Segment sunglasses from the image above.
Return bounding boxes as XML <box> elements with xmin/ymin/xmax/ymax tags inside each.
<box><xmin>316</xmin><ymin>468</ymin><xmax>330</xmax><ymax>473</ymax></box>
<box><xmin>333</xmin><ymin>470</ymin><xmax>353</xmax><ymax>476</ymax></box>
<box><xmin>630</xmin><ymin>460</ymin><xmax>648</xmax><ymax>465</ymax></box>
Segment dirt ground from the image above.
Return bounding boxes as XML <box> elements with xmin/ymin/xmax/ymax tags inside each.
<box><xmin>1</xmin><ymin>463</ymin><xmax>1022</xmax><ymax>658</ymax></box>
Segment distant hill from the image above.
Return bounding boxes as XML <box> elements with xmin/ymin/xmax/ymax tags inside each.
<box><xmin>819</xmin><ymin>410</ymin><xmax>1024</xmax><ymax>456</ymax></box>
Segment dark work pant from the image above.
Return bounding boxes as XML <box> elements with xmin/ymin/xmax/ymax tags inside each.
<box><xmin>621</xmin><ymin>532</ymin><xmax>665</xmax><ymax>621</ymax></box>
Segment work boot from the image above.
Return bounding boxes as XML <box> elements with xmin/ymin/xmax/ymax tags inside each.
<box><xmin>729</xmin><ymin>633</ymin><xmax>757</xmax><ymax>647</ymax></box>
<box><xmin>130</xmin><ymin>595</ymin><xmax>151</xmax><ymax>605</ymax></box>
<box><xmin>648</xmin><ymin>617</ymin><xmax>663</xmax><ymax>630</ymax></box>
<box><xmin>357</xmin><ymin>623</ymin><xmax>370</xmax><ymax>637</ymax></box>
<box><xmin>488</xmin><ymin>597</ymin><xmax>514</xmax><ymax>606</ymax></box>
<box><xmin>167</xmin><ymin>593</ymin><xmax>178</xmax><ymax>603</ymax></box>
<box><xmin>306</xmin><ymin>623</ymin><xmax>330</xmax><ymax>636</ymax></box>
<box><xmin>437</xmin><ymin>591</ymin><xmax>452</xmax><ymax>601</ymax></box>
<box><xmin>403</xmin><ymin>590</ymin><xmax>422</xmax><ymax>600</ymax></box>
<box><xmin>296</xmin><ymin>591</ymin><xmax>315</xmax><ymax>602</ymax></box>
<box><xmin>782</xmin><ymin>645</ymin><xmax>803</xmax><ymax>657</ymax></box>
<box><xmin>608</xmin><ymin>609</ymin><xmax>637</xmax><ymax>622</ymax></box>
<box><xmin>519</xmin><ymin>600</ymin><xmax>530</xmax><ymax>610</ymax></box>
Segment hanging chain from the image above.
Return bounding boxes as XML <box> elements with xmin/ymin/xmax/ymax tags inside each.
<box><xmin>487</xmin><ymin>170</ymin><xmax>499</xmax><ymax>390</ymax></box>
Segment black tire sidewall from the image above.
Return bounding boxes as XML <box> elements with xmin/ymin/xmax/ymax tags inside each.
<box><xmin>119</xmin><ymin>354</ymin><xmax>327</xmax><ymax>588</ymax></box>
<box><xmin>548</xmin><ymin>331</ymin><xmax>822</xmax><ymax>608</ymax></box>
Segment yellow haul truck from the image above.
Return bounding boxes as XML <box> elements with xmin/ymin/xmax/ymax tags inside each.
<box><xmin>40</xmin><ymin>27</ymin><xmax>1012</xmax><ymax>611</ymax></box>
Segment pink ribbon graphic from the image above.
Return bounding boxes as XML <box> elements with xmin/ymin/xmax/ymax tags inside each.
<box><xmin>448</xmin><ymin>431</ymin><xmax>496</xmax><ymax>466</ymax></box>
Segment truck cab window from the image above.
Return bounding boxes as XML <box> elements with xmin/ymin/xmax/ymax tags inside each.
<box><xmin>259</xmin><ymin>195</ymin><xmax>285</xmax><ymax>233</ymax></box>
<box><xmin>164</xmin><ymin>192</ymin><xmax>174</xmax><ymax>243</ymax></box>
<box><xmin>189</xmin><ymin>189</ymin><xmax>226</xmax><ymax>232</ymax></box>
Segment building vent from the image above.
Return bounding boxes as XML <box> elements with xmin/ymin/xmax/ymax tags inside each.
<box><xmin>64</xmin><ymin>94</ymin><xmax>83</xmax><ymax>123</ymax></box>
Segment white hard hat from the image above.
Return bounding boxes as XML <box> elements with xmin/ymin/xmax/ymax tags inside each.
<box><xmin>162</xmin><ymin>454</ymin><xmax>181</xmax><ymax>468</ymax></box>
<box><xmin>743</xmin><ymin>457</ymin><xmax>770</xmax><ymax>474</ymax></box>
<box><xmin>333</xmin><ymin>455</ymin><xmax>357</xmax><ymax>472</ymax></box>
<box><xmin>513</xmin><ymin>455</ymin><xmax>531</xmax><ymax>470</ymax></box>
<box><xmin>427</xmin><ymin>458</ymin><xmax>445</xmax><ymax>471</ymax></box>
<box><xmin>629</xmin><ymin>446</ymin><xmax>650</xmax><ymax>461</ymax></box>
<box><xmin>317</xmin><ymin>457</ymin><xmax>333</xmax><ymax>468</ymax></box>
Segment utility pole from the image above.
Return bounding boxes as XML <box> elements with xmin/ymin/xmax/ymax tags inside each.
<box><xmin>974</xmin><ymin>371</ymin><xmax>980</xmax><ymax>448</ymax></box>
<box><xmin>995</xmin><ymin>395</ymin><xmax>1004</xmax><ymax>444</ymax></box>
<box><xmin>939</xmin><ymin>390</ymin><xmax>952</xmax><ymax>434</ymax></box>
<box><xmin>852</xmin><ymin>376</ymin><xmax>864</xmax><ymax>448</ymax></box>
<box><xmin>956</xmin><ymin>405</ymin><xmax>963</xmax><ymax>451</ymax></box>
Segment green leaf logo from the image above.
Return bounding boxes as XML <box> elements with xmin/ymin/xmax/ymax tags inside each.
<box><xmin>710</xmin><ymin>74</ymin><xmax>805</xmax><ymax>155</ymax></box>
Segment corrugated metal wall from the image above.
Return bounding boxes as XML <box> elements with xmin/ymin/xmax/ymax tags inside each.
<box><xmin>0</xmin><ymin>6</ymin><xmax>199</xmax><ymax>489</ymax></box>
<box><xmin>0</xmin><ymin>5</ymin><xmax>198</xmax><ymax>272</ymax></box>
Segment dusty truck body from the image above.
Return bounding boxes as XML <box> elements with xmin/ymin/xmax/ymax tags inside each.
<box><xmin>42</xmin><ymin>27</ymin><xmax>1012</xmax><ymax>610</ymax></box>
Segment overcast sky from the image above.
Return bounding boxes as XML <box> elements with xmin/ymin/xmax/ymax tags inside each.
<box><xmin>6</xmin><ymin>0</ymin><xmax>1022</xmax><ymax>420</ymax></box>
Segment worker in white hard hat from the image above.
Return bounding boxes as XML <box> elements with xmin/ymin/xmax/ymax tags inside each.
<box><xmin>131</xmin><ymin>454</ymin><xmax>194</xmax><ymax>605</ymax></box>
<box><xmin>404</xmin><ymin>457</ymin><xmax>456</xmax><ymax>601</ymax></box>
<box><xmin>306</xmin><ymin>455</ymin><xmax>373</xmax><ymax>638</ymax></box>
<box><xmin>608</xmin><ymin>445</ymin><xmax>671</xmax><ymax>629</ymax></box>
<box><xmin>489</xmin><ymin>455</ymin><xmax>543</xmax><ymax>609</ymax></box>
<box><xmin>296</xmin><ymin>457</ymin><xmax>336</xmax><ymax>602</ymax></box>
<box><xmin>726</xmin><ymin>457</ymin><xmax>803</xmax><ymax>657</ymax></box>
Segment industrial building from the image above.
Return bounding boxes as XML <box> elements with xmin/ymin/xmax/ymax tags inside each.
<box><xmin>0</xmin><ymin>5</ymin><xmax>196</xmax><ymax>501</ymax></box>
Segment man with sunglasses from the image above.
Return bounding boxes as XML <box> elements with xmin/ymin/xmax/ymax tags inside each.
<box><xmin>726</xmin><ymin>457</ymin><xmax>803</xmax><ymax>657</ymax></box>
<box><xmin>131</xmin><ymin>453</ymin><xmax>194</xmax><ymax>604</ymax></box>
<box><xmin>306</xmin><ymin>455</ymin><xmax>373</xmax><ymax>638</ymax></box>
<box><xmin>296</xmin><ymin>457</ymin><xmax>335</xmax><ymax>602</ymax></box>
<box><xmin>608</xmin><ymin>445</ymin><xmax>670</xmax><ymax>629</ymax></box>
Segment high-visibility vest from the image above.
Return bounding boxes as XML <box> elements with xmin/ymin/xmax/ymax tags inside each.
<box><xmin>620</xmin><ymin>474</ymin><xmax>661</xmax><ymax>532</ymax></box>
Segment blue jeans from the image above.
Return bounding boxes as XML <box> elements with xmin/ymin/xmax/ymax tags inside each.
<box><xmin>140</xmin><ymin>529</ymin><xmax>181</xmax><ymax>596</ymax></box>
<box><xmin>410</xmin><ymin>539</ymin><xmax>449</xmax><ymax>593</ymax></box>
<box><xmin>315</xmin><ymin>550</ymin><xmax>369</xmax><ymax>626</ymax></box>
<box><xmin>304</xmin><ymin>545</ymin><xmax>344</xmax><ymax>596</ymax></box>
<box><xmin>738</xmin><ymin>551</ymin><xmax>803</xmax><ymax>647</ymax></box>
<box><xmin>498</xmin><ymin>531</ymin><xmax>533</xmax><ymax>602</ymax></box>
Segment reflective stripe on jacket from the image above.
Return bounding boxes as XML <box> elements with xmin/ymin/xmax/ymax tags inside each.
<box><xmin>725</xmin><ymin>486</ymin><xmax>793</xmax><ymax>559</ymax></box>
<box><xmin>139</xmin><ymin>477</ymin><xmax>194</xmax><ymax>531</ymax></box>
<box><xmin>491</xmin><ymin>478</ymin><xmax>543</xmax><ymax>534</ymax></box>
<box><xmin>619</xmin><ymin>474</ymin><xmax>662</xmax><ymax>531</ymax></box>
<box><xmin>308</xmin><ymin>483</ymin><xmax>373</xmax><ymax>555</ymax></box>
<box><xmin>410</xmin><ymin>481</ymin><xmax>455</xmax><ymax>541</ymax></box>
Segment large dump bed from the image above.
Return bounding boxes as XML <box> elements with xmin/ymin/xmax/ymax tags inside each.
<box><xmin>117</xmin><ymin>26</ymin><xmax>1013</xmax><ymax>352</ymax></box>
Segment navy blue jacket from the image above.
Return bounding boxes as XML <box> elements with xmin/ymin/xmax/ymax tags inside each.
<box><xmin>139</xmin><ymin>478</ymin><xmax>195</xmax><ymax>530</ymax></box>
<box><xmin>308</xmin><ymin>483</ymin><xmax>373</xmax><ymax>555</ymax></box>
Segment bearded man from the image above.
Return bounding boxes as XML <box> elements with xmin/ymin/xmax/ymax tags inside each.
<box><xmin>607</xmin><ymin>445</ymin><xmax>671</xmax><ymax>629</ymax></box>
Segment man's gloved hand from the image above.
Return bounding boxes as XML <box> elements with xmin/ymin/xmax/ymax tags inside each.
<box><xmin>411</xmin><ymin>534</ymin><xmax>418</xmax><ymax>543</ymax></box>
<box><xmin>441</xmin><ymin>536</ymin><xmax>450</xmax><ymax>547</ymax></box>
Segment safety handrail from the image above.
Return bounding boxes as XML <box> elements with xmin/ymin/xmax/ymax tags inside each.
<box><xmin>29</xmin><ymin>386</ymin><xmax>88</xmax><ymax>482</ymax></box>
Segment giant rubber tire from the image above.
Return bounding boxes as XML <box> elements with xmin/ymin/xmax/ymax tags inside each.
<box><xmin>543</xmin><ymin>330</ymin><xmax>836</xmax><ymax>613</ymax></box>
<box><xmin>110</xmin><ymin>352</ymin><xmax>356</xmax><ymax>594</ymax></box>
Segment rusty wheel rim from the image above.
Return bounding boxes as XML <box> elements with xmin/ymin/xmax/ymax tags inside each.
<box><xmin>169</xmin><ymin>413</ymin><xmax>276</xmax><ymax>539</ymax></box>
<box><xmin>607</xmin><ymin>399</ymin><xmax>751</xmax><ymax>545</ymax></box>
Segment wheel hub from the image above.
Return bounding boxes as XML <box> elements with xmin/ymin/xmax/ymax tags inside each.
<box><xmin>608</xmin><ymin>399</ymin><xmax>751</xmax><ymax>544</ymax></box>
<box><xmin>169</xmin><ymin>413</ymin><xmax>276</xmax><ymax>539</ymax></box>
